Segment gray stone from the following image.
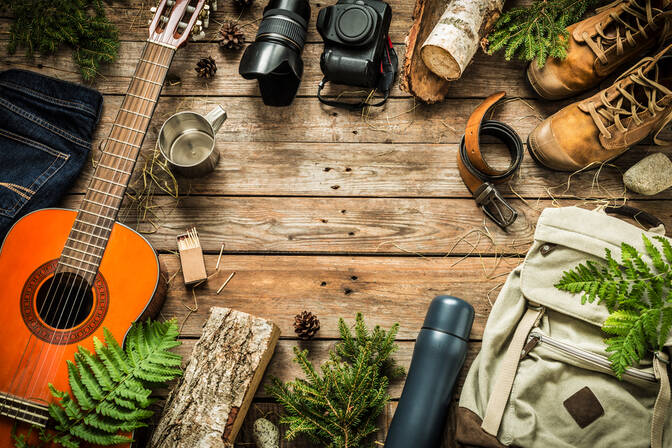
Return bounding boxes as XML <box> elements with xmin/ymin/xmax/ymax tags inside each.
<box><xmin>253</xmin><ymin>418</ymin><xmax>279</xmax><ymax>448</ymax></box>
<box><xmin>624</xmin><ymin>153</ymin><xmax>672</xmax><ymax>196</ymax></box>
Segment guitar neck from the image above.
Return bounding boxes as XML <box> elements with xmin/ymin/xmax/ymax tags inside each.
<box><xmin>60</xmin><ymin>42</ymin><xmax>175</xmax><ymax>282</ymax></box>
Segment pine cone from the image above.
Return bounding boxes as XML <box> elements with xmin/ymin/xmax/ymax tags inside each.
<box><xmin>233</xmin><ymin>0</ymin><xmax>255</xmax><ymax>7</ymax></box>
<box><xmin>195</xmin><ymin>56</ymin><xmax>217</xmax><ymax>79</ymax></box>
<box><xmin>294</xmin><ymin>311</ymin><xmax>320</xmax><ymax>340</ymax></box>
<box><xmin>220</xmin><ymin>21</ymin><xmax>245</xmax><ymax>51</ymax></box>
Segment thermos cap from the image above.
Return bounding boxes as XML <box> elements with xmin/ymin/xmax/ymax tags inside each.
<box><xmin>422</xmin><ymin>295</ymin><xmax>474</xmax><ymax>341</ymax></box>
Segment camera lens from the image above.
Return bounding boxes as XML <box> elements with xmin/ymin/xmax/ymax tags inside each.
<box><xmin>257</xmin><ymin>0</ymin><xmax>310</xmax><ymax>49</ymax></box>
<box><xmin>239</xmin><ymin>0</ymin><xmax>311</xmax><ymax>106</ymax></box>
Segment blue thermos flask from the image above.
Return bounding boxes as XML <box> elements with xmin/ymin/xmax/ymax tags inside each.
<box><xmin>384</xmin><ymin>295</ymin><xmax>474</xmax><ymax>448</ymax></box>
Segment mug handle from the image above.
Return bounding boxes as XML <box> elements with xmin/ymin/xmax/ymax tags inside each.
<box><xmin>205</xmin><ymin>105</ymin><xmax>227</xmax><ymax>133</ymax></box>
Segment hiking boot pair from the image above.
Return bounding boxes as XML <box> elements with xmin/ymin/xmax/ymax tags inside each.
<box><xmin>526</xmin><ymin>0</ymin><xmax>672</xmax><ymax>171</ymax></box>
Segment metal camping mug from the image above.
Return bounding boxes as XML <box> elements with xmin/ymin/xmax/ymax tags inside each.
<box><xmin>157</xmin><ymin>105</ymin><xmax>227</xmax><ymax>177</ymax></box>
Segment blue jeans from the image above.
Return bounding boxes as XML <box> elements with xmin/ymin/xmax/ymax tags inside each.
<box><xmin>0</xmin><ymin>69</ymin><xmax>103</xmax><ymax>240</ymax></box>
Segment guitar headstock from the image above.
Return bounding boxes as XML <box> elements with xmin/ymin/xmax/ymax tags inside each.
<box><xmin>148</xmin><ymin>0</ymin><xmax>213</xmax><ymax>47</ymax></box>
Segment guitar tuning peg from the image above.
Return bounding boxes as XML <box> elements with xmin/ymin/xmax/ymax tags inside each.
<box><xmin>186</xmin><ymin>5</ymin><xmax>196</xmax><ymax>13</ymax></box>
<box><xmin>166</xmin><ymin>0</ymin><xmax>175</xmax><ymax>5</ymax></box>
<box><xmin>211</xmin><ymin>0</ymin><xmax>218</xmax><ymax>11</ymax></box>
<box><xmin>203</xmin><ymin>14</ymin><xmax>210</xmax><ymax>28</ymax></box>
<box><xmin>150</xmin><ymin>6</ymin><xmax>157</xmax><ymax>13</ymax></box>
<box><xmin>192</xmin><ymin>31</ymin><xmax>206</xmax><ymax>41</ymax></box>
<box><xmin>177</xmin><ymin>21</ymin><xmax>188</xmax><ymax>30</ymax></box>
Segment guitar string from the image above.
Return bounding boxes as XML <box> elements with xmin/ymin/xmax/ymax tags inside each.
<box><xmin>8</xmin><ymin>41</ymin><xmax>173</xmax><ymax>422</ymax></box>
<box><xmin>6</xmin><ymin>0</ymin><xmax>189</xmax><ymax>421</ymax></box>
<box><xmin>13</xmin><ymin>43</ymin><xmax>165</xmax><ymax>418</ymax></box>
<box><xmin>19</xmin><ymin>43</ymin><xmax>172</xmax><ymax>410</ymax></box>
<box><xmin>4</xmin><ymin>43</ymin><xmax>160</xmax><ymax>422</ymax></box>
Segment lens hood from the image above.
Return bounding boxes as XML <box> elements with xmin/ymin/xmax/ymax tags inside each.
<box><xmin>238</xmin><ymin>0</ymin><xmax>310</xmax><ymax>106</ymax></box>
<box><xmin>239</xmin><ymin>41</ymin><xmax>303</xmax><ymax>81</ymax></box>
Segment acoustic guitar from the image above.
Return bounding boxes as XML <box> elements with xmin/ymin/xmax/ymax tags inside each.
<box><xmin>0</xmin><ymin>1</ymin><xmax>207</xmax><ymax>445</ymax></box>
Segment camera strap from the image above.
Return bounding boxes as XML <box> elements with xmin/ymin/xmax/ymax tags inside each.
<box><xmin>317</xmin><ymin>36</ymin><xmax>398</xmax><ymax>110</ymax></box>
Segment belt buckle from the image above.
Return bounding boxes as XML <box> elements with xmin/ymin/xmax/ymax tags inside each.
<box><xmin>473</xmin><ymin>183</ymin><xmax>518</xmax><ymax>229</ymax></box>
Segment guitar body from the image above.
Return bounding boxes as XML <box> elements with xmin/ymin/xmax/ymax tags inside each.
<box><xmin>0</xmin><ymin>208</ymin><xmax>163</xmax><ymax>447</ymax></box>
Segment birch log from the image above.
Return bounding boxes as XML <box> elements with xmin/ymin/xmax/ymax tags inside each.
<box><xmin>149</xmin><ymin>307</ymin><xmax>280</xmax><ymax>448</ymax></box>
<box><xmin>421</xmin><ymin>0</ymin><xmax>505</xmax><ymax>80</ymax></box>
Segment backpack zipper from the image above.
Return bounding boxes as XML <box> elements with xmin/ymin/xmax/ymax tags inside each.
<box><xmin>525</xmin><ymin>331</ymin><xmax>657</xmax><ymax>383</ymax></box>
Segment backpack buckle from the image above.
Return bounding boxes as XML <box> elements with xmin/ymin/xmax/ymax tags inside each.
<box><xmin>473</xmin><ymin>183</ymin><xmax>518</xmax><ymax>229</ymax></box>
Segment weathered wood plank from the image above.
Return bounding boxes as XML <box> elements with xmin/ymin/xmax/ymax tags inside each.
<box><xmin>167</xmin><ymin>338</ymin><xmax>481</xmax><ymax>399</ymax></box>
<box><xmin>87</xmin><ymin>95</ymin><xmax>672</xmax><ymax>146</ymax></box>
<box><xmin>72</xmin><ymin>140</ymin><xmax>672</xmax><ymax>199</ymax></box>
<box><xmin>0</xmin><ymin>0</ymin><xmax>416</xmax><ymax>44</ymax></box>
<box><xmin>0</xmin><ymin>41</ymin><xmax>532</xmax><ymax>99</ymax></box>
<box><xmin>139</xmin><ymin>400</ymin><xmax>462</xmax><ymax>447</ymax></box>
<box><xmin>88</xmin><ymin>95</ymin><xmax>566</xmax><ymax>145</ymax></box>
<box><xmin>157</xmin><ymin>254</ymin><xmax>514</xmax><ymax>339</ymax></box>
<box><xmin>60</xmin><ymin>196</ymin><xmax>672</xmax><ymax>254</ymax></box>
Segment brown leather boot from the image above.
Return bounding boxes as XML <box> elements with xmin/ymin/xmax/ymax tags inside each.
<box><xmin>527</xmin><ymin>43</ymin><xmax>672</xmax><ymax>171</ymax></box>
<box><xmin>527</xmin><ymin>0</ymin><xmax>672</xmax><ymax>100</ymax></box>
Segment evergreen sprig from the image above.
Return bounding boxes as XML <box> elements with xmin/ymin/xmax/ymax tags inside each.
<box><xmin>487</xmin><ymin>0</ymin><xmax>602</xmax><ymax>68</ymax></box>
<box><xmin>0</xmin><ymin>0</ymin><xmax>120</xmax><ymax>81</ymax></box>
<box><xmin>556</xmin><ymin>235</ymin><xmax>672</xmax><ymax>378</ymax></box>
<box><xmin>12</xmin><ymin>320</ymin><xmax>182</xmax><ymax>448</ymax></box>
<box><xmin>266</xmin><ymin>314</ymin><xmax>404</xmax><ymax>448</ymax></box>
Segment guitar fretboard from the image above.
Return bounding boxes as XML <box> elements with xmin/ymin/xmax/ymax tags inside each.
<box><xmin>59</xmin><ymin>42</ymin><xmax>175</xmax><ymax>284</ymax></box>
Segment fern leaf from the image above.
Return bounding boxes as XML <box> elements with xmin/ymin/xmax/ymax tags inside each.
<box><xmin>558</xmin><ymin>234</ymin><xmax>672</xmax><ymax>377</ymax></box>
<box><xmin>33</xmin><ymin>320</ymin><xmax>182</xmax><ymax>447</ymax></box>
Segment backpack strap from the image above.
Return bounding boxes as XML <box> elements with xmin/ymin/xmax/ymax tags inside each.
<box><xmin>481</xmin><ymin>305</ymin><xmax>545</xmax><ymax>436</ymax></box>
<box><xmin>652</xmin><ymin>350</ymin><xmax>670</xmax><ymax>448</ymax></box>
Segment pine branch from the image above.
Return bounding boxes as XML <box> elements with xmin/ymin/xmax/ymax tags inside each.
<box><xmin>556</xmin><ymin>235</ymin><xmax>672</xmax><ymax>378</ymax></box>
<box><xmin>12</xmin><ymin>320</ymin><xmax>182</xmax><ymax>448</ymax></box>
<box><xmin>266</xmin><ymin>314</ymin><xmax>404</xmax><ymax>448</ymax></box>
<box><xmin>2</xmin><ymin>0</ymin><xmax>120</xmax><ymax>81</ymax></box>
<box><xmin>486</xmin><ymin>0</ymin><xmax>603</xmax><ymax>68</ymax></box>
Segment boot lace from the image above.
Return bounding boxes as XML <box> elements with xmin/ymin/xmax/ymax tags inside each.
<box><xmin>587</xmin><ymin>57</ymin><xmax>672</xmax><ymax>140</ymax></box>
<box><xmin>583</xmin><ymin>0</ymin><xmax>670</xmax><ymax>64</ymax></box>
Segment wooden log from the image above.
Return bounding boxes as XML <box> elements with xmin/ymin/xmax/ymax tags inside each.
<box><xmin>149</xmin><ymin>307</ymin><xmax>280</xmax><ymax>448</ymax></box>
<box><xmin>421</xmin><ymin>0</ymin><xmax>505</xmax><ymax>81</ymax></box>
<box><xmin>401</xmin><ymin>0</ymin><xmax>452</xmax><ymax>102</ymax></box>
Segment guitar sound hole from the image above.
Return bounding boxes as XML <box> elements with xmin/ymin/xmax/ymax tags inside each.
<box><xmin>35</xmin><ymin>273</ymin><xmax>94</xmax><ymax>329</ymax></box>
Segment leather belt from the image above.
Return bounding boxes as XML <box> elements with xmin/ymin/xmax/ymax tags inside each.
<box><xmin>458</xmin><ymin>91</ymin><xmax>523</xmax><ymax>229</ymax></box>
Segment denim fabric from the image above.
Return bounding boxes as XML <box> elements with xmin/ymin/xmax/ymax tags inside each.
<box><xmin>0</xmin><ymin>69</ymin><xmax>103</xmax><ymax>240</ymax></box>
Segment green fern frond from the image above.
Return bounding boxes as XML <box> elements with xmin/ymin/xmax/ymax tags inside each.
<box><xmin>556</xmin><ymin>234</ymin><xmax>672</xmax><ymax>378</ymax></box>
<box><xmin>267</xmin><ymin>315</ymin><xmax>403</xmax><ymax>448</ymax></box>
<box><xmin>13</xmin><ymin>320</ymin><xmax>182</xmax><ymax>448</ymax></box>
<box><xmin>486</xmin><ymin>0</ymin><xmax>603</xmax><ymax>68</ymax></box>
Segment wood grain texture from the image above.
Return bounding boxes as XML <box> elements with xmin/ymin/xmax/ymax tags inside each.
<box><xmin>0</xmin><ymin>42</ymin><xmax>532</xmax><ymax>99</ymax></box>
<box><xmin>150</xmin><ymin>307</ymin><xmax>280</xmax><ymax>448</ymax></box>
<box><xmin>71</xmin><ymin>140</ymin><xmax>672</xmax><ymax>199</ymax></box>
<box><xmin>61</xmin><ymin>196</ymin><xmax>672</xmax><ymax>255</ymax></box>
<box><xmin>4</xmin><ymin>0</ymin><xmax>670</xmax><ymax>445</ymax></box>
<box><xmin>156</xmin><ymin>254</ymin><xmax>515</xmax><ymax>339</ymax></box>
<box><xmin>85</xmin><ymin>95</ymin><xmax>672</xmax><ymax>146</ymax></box>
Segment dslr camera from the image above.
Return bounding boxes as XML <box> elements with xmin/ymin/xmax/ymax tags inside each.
<box><xmin>316</xmin><ymin>0</ymin><xmax>396</xmax><ymax>108</ymax></box>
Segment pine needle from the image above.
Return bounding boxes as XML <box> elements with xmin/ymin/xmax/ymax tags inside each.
<box><xmin>487</xmin><ymin>0</ymin><xmax>603</xmax><ymax>67</ymax></box>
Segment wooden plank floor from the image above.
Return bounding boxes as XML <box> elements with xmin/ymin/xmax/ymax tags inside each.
<box><xmin>3</xmin><ymin>1</ymin><xmax>672</xmax><ymax>446</ymax></box>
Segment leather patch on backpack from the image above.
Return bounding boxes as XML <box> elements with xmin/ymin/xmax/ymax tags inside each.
<box><xmin>563</xmin><ymin>386</ymin><xmax>604</xmax><ymax>428</ymax></box>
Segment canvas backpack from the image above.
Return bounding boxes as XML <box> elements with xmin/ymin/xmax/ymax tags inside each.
<box><xmin>456</xmin><ymin>206</ymin><xmax>672</xmax><ymax>448</ymax></box>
